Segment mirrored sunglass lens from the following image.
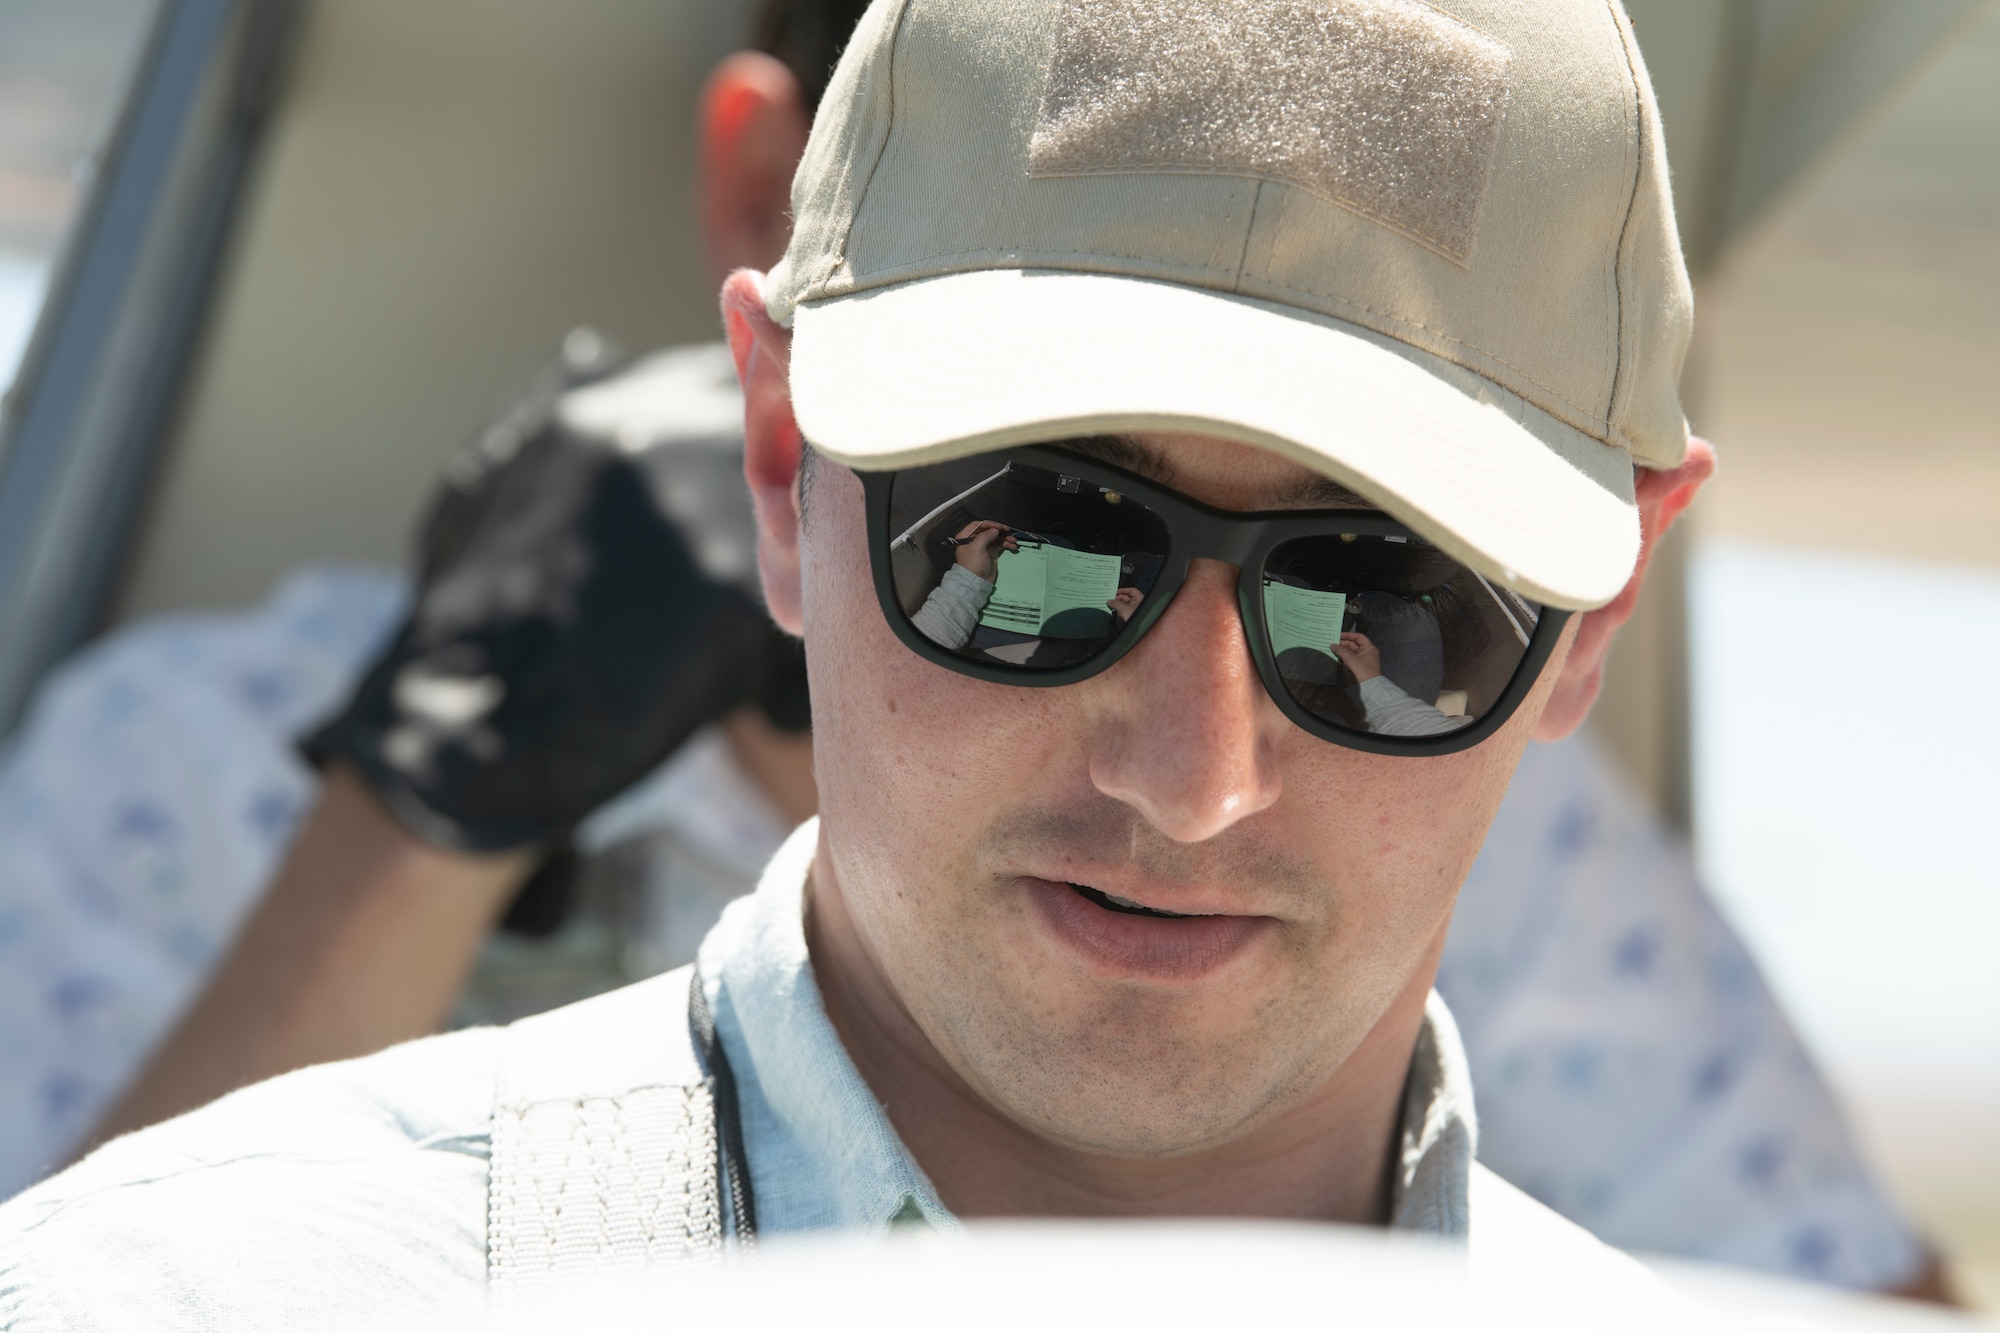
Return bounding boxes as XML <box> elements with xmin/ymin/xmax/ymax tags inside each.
<box><xmin>885</xmin><ymin>457</ymin><xmax>1171</xmax><ymax>672</ymax></box>
<box><xmin>1261</xmin><ymin>534</ymin><xmax>1541</xmax><ymax>740</ymax></box>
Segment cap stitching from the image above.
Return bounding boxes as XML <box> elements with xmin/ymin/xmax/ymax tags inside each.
<box><xmin>817</xmin><ymin>0</ymin><xmax>916</xmax><ymax>297</ymax></box>
<box><xmin>1269</xmin><ymin>290</ymin><xmax>1610</xmax><ymax>432</ymax></box>
<box><xmin>1029</xmin><ymin>165</ymin><xmax>1487</xmax><ymax>268</ymax></box>
<box><xmin>1601</xmin><ymin>0</ymin><xmax>1646</xmax><ymax>432</ymax></box>
<box><xmin>1229</xmin><ymin>180</ymin><xmax>1268</xmax><ymax>292</ymax></box>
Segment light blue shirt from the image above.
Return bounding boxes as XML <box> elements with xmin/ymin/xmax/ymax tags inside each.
<box><xmin>0</xmin><ymin>820</ymin><xmax>1481</xmax><ymax>1330</ymax></box>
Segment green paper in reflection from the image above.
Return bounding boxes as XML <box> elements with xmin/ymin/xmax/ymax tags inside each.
<box><xmin>1263</xmin><ymin>580</ymin><xmax>1346</xmax><ymax>659</ymax></box>
<box><xmin>978</xmin><ymin>541</ymin><xmax>1123</xmax><ymax>638</ymax></box>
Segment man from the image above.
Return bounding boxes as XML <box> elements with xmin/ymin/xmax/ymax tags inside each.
<box><xmin>5</xmin><ymin>0</ymin><xmax>1710</xmax><ymax>1306</ymax></box>
<box><xmin>0</xmin><ymin>0</ymin><xmax>1936</xmax><ymax>1308</ymax></box>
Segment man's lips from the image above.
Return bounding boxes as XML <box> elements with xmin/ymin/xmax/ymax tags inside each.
<box><xmin>1021</xmin><ymin>876</ymin><xmax>1272</xmax><ymax>981</ymax></box>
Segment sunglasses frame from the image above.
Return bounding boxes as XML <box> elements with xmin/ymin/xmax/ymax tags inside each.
<box><xmin>858</xmin><ymin>444</ymin><xmax>1572</xmax><ymax>757</ymax></box>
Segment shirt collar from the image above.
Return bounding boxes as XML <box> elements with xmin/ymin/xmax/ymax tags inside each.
<box><xmin>702</xmin><ymin>818</ymin><xmax>1477</xmax><ymax>1238</ymax></box>
<box><xmin>700</xmin><ymin>819</ymin><xmax>955</xmax><ymax>1234</ymax></box>
<box><xmin>1391</xmin><ymin>990</ymin><xmax>1478</xmax><ymax>1235</ymax></box>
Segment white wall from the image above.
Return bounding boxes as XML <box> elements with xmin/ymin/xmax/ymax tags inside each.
<box><xmin>110</xmin><ymin>0</ymin><xmax>753</xmax><ymax>622</ymax></box>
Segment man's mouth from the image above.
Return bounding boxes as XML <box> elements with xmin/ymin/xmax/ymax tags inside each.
<box><xmin>1067</xmin><ymin>883</ymin><xmax>1198</xmax><ymax>919</ymax></box>
<box><xmin>1024</xmin><ymin>875</ymin><xmax>1267</xmax><ymax>980</ymax></box>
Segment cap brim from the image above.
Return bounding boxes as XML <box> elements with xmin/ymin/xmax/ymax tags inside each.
<box><xmin>788</xmin><ymin>269</ymin><xmax>1638</xmax><ymax>611</ymax></box>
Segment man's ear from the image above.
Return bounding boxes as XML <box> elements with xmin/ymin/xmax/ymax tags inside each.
<box><xmin>722</xmin><ymin>268</ymin><xmax>807</xmax><ymax>636</ymax></box>
<box><xmin>699</xmin><ymin>52</ymin><xmax>810</xmax><ymax>280</ymax></box>
<box><xmin>1534</xmin><ymin>438</ymin><xmax>1717</xmax><ymax>741</ymax></box>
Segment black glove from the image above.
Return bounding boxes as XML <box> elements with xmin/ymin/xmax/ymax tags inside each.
<box><xmin>305</xmin><ymin>333</ymin><xmax>808</xmax><ymax>869</ymax></box>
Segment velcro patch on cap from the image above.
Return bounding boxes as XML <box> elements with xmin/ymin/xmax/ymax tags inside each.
<box><xmin>1030</xmin><ymin>0</ymin><xmax>1512</xmax><ymax>264</ymax></box>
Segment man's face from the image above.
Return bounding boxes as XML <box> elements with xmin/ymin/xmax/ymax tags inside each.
<box><xmin>800</xmin><ymin>431</ymin><xmax>1570</xmax><ymax>1157</ymax></box>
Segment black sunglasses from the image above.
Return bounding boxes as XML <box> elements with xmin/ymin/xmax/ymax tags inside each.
<box><xmin>858</xmin><ymin>444</ymin><xmax>1570</xmax><ymax>757</ymax></box>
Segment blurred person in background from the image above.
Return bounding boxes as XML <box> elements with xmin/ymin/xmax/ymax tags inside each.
<box><xmin>0</xmin><ymin>0</ymin><xmax>1948</xmax><ymax>1303</ymax></box>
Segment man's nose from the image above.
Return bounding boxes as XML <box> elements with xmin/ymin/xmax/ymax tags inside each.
<box><xmin>1086</xmin><ymin>559</ymin><xmax>1283</xmax><ymax>843</ymax></box>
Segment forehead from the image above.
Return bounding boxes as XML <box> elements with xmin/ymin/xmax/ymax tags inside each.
<box><xmin>1067</xmin><ymin>432</ymin><xmax>1369</xmax><ymax>512</ymax></box>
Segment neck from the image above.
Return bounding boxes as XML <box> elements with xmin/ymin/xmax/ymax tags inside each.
<box><xmin>807</xmin><ymin>848</ymin><xmax>1443</xmax><ymax>1224</ymax></box>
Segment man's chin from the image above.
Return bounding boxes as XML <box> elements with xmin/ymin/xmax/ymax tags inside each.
<box><xmin>972</xmin><ymin>1056</ymin><xmax>1310</xmax><ymax>1162</ymax></box>
<box><xmin>936</xmin><ymin>983</ymin><xmax>1333</xmax><ymax>1162</ymax></box>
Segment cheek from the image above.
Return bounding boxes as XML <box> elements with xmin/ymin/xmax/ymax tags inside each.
<box><xmin>1279</xmin><ymin>712</ymin><xmax>1527</xmax><ymax>953</ymax></box>
<box><xmin>798</xmin><ymin>476</ymin><xmax>1078</xmax><ymax>915</ymax></box>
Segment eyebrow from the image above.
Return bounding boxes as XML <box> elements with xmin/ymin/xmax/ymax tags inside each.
<box><xmin>1271</xmin><ymin>474</ymin><xmax>1373</xmax><ymax>510</ymax></box>
<box><xmin>1051</xmin><ymin>434</ymin><xmax>1177</xmax><ymax>485</ymax></box>
<box><xmin>1050</xmin><ymin>434</ymin><xmax>1374</xmax><ymax>511</ymax></box>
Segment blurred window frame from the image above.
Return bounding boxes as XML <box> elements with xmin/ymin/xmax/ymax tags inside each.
<box><xmin>0</xmin><ymin>0</ymin><xmax>303</xmax><ymax>738</ymax></box>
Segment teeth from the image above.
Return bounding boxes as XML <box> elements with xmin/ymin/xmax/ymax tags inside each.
<box><xmin>1070</xmin><ymin>883</ymin><xmax>1194</xmax><ymax>919</ymax></box>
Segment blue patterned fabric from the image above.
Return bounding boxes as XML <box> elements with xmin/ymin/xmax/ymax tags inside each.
<box><xmin>1441</xmin><ymin>733</ymin><xmax>1925</xmax><ymax>1289</ymax></box>
<box><xmin>0</xmin><ymin>567</ymin><xmax>405</xmax><ymax>1197</ymax></box>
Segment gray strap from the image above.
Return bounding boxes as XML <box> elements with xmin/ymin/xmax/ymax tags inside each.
<box><xmin>487</xmin><ymin>964</ymin><xmax>724</xmax><ymax>1308</ymax></box>
<box><xmin>687</xmin><ymin>957</ymin><xmax>758</xmax><ymax>1244</ymax></box>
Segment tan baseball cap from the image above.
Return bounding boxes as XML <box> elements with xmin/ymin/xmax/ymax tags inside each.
<box><xmin>766</xmin><ymin>0</ymin><xmax>1692</xmax><ymax>610</ymax></box>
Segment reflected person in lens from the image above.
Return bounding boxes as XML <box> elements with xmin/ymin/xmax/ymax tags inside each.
<box><xmin>1331</xmin><ymin>632</ymin><xmax>1464</xmax><ymax>738</ymax></box>
<box><xmin>898</xmin><ymin>460</ymin><xmax>1164</xmax><ymax>668</ymax></box>
<box><xmin>911</xmin><ymin>518</ymin><xmax>1148</xmax><ymax>655</ymax></box>
<box><xmin>1263</xmin><ymin>534</ymin><xmax>1537</xmax><ymax>741</ymax></box>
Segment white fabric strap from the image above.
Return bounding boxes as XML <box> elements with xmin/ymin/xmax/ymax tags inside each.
<box><xmin>487</xmin><ymin>965</ymin><xmax>725</xmax><ymax>1309</ymax></box>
